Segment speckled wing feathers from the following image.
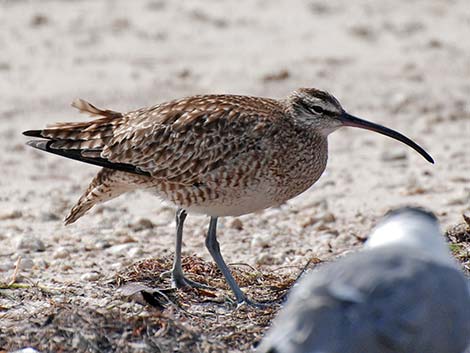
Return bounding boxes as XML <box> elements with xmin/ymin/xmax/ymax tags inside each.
<box><xmin>27</xmin><ymin>95</ymin><xmax>286</xmax><ymax>185</ymax></box>
<box><xmin>106</xmin><ymin>95</ymin><xmax>285</xmax><ymax>184</ymax></box>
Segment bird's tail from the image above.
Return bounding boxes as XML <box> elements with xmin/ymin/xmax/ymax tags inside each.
<box><xmin>23</xmin><ymin>99</ymin><xmax>150</xmax><ymax>176</ymax></box>
<box><xmin>23</xmin><ymin>98</ymin><xmax>122</xmax><ymax>144</ymax></box>
<box><xmin>65</xmin><ymin>167</ymin><xmax>142</xmax><ymax>225</ymax></box>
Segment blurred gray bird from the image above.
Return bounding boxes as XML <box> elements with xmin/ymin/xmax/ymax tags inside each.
<box><xmin>258</xmin><ymin>207</ymin><xmax>470</xmax><ymax>353</ymax></box>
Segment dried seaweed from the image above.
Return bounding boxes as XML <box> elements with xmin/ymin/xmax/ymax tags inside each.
<box><xmin>446</xmin><ymin>220</ymin><xmax>470</xmax><ymax>275</ymax></box>
<box><xmin>1</xmin><ymin>255</ymin><xmax>320</xmax><ymax>353</ymax></box>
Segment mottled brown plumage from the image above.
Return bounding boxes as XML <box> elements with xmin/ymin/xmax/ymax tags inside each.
<box><xmin>23</xmin><ymin>88</ymin><xmax>433</xmax><ymax>306</ymax></box>
<box><xmin>27</xmin><ymin>91</ymin><xmax>331</xmax><ymax>218</ymax></box>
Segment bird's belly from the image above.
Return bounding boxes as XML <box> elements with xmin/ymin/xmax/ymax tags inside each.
<box><xmin>162</xmin><ymin>167</ymin><xmax>325</xmax><ymax>217</ymax></box>
<box><xmin>185</xmin><ymin>182</ymin><xmax>287</xmax><ymax>217</ymax></box>
<box><xmin>153</xmin><ymin>141</ymin><xmax>328</xmax><ymax>217</ymax></box>
<box><xmin>186</xmin><ymin>193</ymin><xmax>278</xmax><ymax>217</ymax></box>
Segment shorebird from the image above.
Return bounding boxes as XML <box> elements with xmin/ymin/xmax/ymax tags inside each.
<box><xmin>23</xmin><ymin>88</ymin><xmax>434</xmax><ymax>306</ymax></box>
<box><xmin>258</xmin><ymin>207</ymin><xmax>470</xmax><ymax>352</ymax></box>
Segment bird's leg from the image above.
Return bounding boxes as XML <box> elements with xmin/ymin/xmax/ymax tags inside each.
<box><xmin>162</xmin><ymin>208</ymin><xmax>209</xmax><ymax>289</ymax></box>
<box><xmin>205</xmin><ymin>217</ymin><xmax>266</xmax><ymax>308</ymax></box>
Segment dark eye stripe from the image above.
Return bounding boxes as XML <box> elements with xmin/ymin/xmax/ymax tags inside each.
<box><xmin>297</xmin><ymin>99</ymin><xmax>335</xmax><ymax>116</ymax></box>
<box><xmin>298</xmin><ymin>100</ymin><xmax>319</xmax><ymax>114</ymax></box>
<box><xmin>297</xmin><ymin>100</ymin><xmax>311</xmax><ymax>112</ymax></box>
<box><xmin>311</xmin><ymin>105</ymin><xmax>324</xmax><ymax>114</ymax></box>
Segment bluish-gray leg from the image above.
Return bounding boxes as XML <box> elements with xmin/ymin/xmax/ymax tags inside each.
<box><xmin>205</xmin><ymin>216</ymin><xmax>265</xmax><ymax>307</ymax></box>
<box><xmin>163</xmin><ymin>208</ymin><xmax>209</xmax><ymax>289</ymax></box>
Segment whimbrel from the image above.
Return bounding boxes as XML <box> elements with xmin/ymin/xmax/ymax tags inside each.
<box><xmin>23</xmin><ymin>88</ymin><xmax>434</xmax><ymax>306</ymax></box>
<box><xmin>259</xmin><ymin>207</ymin><xmax>470</xmax><ymax>352</ymax></box>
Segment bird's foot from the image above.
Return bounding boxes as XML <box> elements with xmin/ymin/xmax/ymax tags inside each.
<box><xmin>234</xmin><ymin>295</ymin><xmax>277</xmax><ymax>309</ymax></box>
<box><xmin>160</xmin><ymin>270</ymin><xmax>212</xmax><ymax>290</ymax></box>
<box><xmin>173</xmin><ymin>275</ymin><xmax>212</xmax><ymax>290</ymax></box>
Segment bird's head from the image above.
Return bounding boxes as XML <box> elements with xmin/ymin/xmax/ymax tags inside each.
<box><xmin>289</xmin><ymin>88</ymin><xmax>434</xmax><ymax>164</ymax></box>
<box><xmin>366</xmin><ymin>207</ymin><xmax>455</xmax><ymax>266</ymax></box>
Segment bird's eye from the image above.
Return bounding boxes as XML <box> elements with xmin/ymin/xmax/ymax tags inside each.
<box><xmin>311</xmin><ymin>105</ymin><xmax>324</xmax><ymax>114</ymax></box>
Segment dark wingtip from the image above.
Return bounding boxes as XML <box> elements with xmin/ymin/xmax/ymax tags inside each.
<box><xmin>23</xmin><ymin>130</ymin><xmax>43</xmax><ymax>137</ymax></box>
<box><xmin>24</xmin><ymin>139</ymin><xmax>151</xmax><ymax>177</ymax></box>
<box><xmin>26</xmin><ymin>139</ymin><xmax>50</xmax><ymax>151</ymax></box>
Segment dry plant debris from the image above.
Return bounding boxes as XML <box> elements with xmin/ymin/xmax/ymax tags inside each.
<box><xmin>446</xmin><ymin>215</ymin><xmax>470</xmax><ymax>275</ymax></box>
<box><xmin>1</xmin><ymin>255</ymin><xmax>321</xmax><ymax>353</ymax></box>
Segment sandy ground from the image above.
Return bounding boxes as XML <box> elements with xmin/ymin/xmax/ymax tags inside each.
<box><xmin>0</xmin><ymin>0</ymin><xmax>469</xmax><ymax>352</ymax></box>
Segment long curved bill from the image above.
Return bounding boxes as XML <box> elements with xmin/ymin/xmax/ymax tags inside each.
<box><xmin>340</xmin><ymin>112</ymin><xmax>434</xmax><ymax>164</ymax></box>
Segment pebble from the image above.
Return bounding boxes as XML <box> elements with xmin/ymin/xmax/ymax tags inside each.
<box><xmin>19</xmin><ymin>258</ymin><xmax>35</xmax><ymax>270</ymax></box>
<box><xmin>61</xmin><ymin>264</ymin><xmax>72</xmax><ymax>271</ymax></box>
<box><xmin>110</xmin><ymin>262</ymin><xmax>125</xmax><ymax>270</ymax></box>
<box><xmin>37</xmin><ymin>259</ymin><xmax>48</xmax><ymax>269</ymax></box>
<box><xmin>52</xmin><ymin>246</ymin><xmax>70</xmax><ymax>259</ymax></box>
<box><xmin>128</xmin><ymin>342</ymin><xmax>151</xmax><ymax>351</ymax></box>
<box><xmin>389</xmin><ymin>92</ymin><xmax>412</xmax><ymax>113</ymax></box>
<box><xmin>255</xmin><ymin>253</ymin><xmax>275</xmax><ymax>265</ymax></box>
<box><xmin>127</xmin><ymin>246</ymin><xmax>143</xmax><ymax>257</ymax></box>
<box><xmin>251</xmin><ymin>233</ymin><xmax>271</xmax><ymax>248</ymax></box>
<box><xmin>39</xmin><ymin>211</ymin><xmax>61</xmax><ymax>222</ymax></box>
<box><xmin>302</xmin><ymin>212</ymin><xmax>336</xmax><ymax>228</ymax></box>
<box><xmin>0</xmin><ymin>262</ymin><xmax>12</xmax><ymax>271</ymax></box>
<box><xmin>10</xmin><ymin>348</ymin><xmax>40</xmax><ymax>353</ymax></box>
<box><xmin>130</xmin><ymin>218</ymin><xmax>155</xmax><ymax>232</ymax></box>
<box><xmin>229</xmin><ymin>218</ymin><xmax>243</xmax><ymax>231</ymax></box>
<box><xmin>107</xmin><ymin>243</ymin><xmax>137</xmax><ymax>256</ymax></box>
<box><xmin>300</xmin><ymin>216</ymin><xmax>318</xmax><ymax>228</ymax></box>
<box><xmin>80</xmin><ymin>272</ymin><xmax>101</xmax><ymax>281</ymax></box>
<box><xmin>315</xmin><ymin>223</ymin><xmax>339</xmax><ymax>235</ymax></box>
<box><xmin>95</xmin><ymin>240</ymin><xmax>112</xmax><ymax>250</ymax></box>
<box><xmin>17</xmin><ymin>235</ymin><xmax>46</xmax><ymax>252</ymax></box>
<box><xmin>262</xmin><ymin>69</ymin><xmax>290</xmax><ymax>82</ymax></box>
<box><xmin>349</xmin><ymin>24</ymin><xmax>376</xmax><ymax>40</ymax></box>
<box><xmin>119</xmin><ymin>234</ymin><xmax>138</xmax><ymax>244</ymax></box>
<box><xmin>0</xmin><ymin>210</ymin><xmax>22</xmax><ymax>220</ymax></box>
<box><xmin>381</xmin><ymin>150</ymin><xmax>408</xmax><ymax>162</ymax></box>
<box><xmin>320</xmin><ymin>212</ymin><xmax>336</xmax><ymax>223</ymax></box>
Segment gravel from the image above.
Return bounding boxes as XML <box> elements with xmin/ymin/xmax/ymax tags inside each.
<box><xmin>16</xmin><ymin>235</ymin><xmax>46</xmax><ymax>252</ymax></box>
